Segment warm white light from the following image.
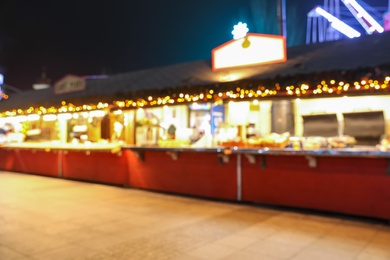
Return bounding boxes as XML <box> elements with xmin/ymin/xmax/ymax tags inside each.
<box><xmin>81</xmin><ymin>112</ymin><xmax>89</xmax><ymax>118</ymax></box>
<box><xmin>2</xmin><ymin>116</ymin><xmax>27</xmax><ymax>124</ymax></box>
<box><xmin>220</xmin><ymin>73</ymin><xmax>242</xmax><ymax>82</ymax></box>
<box><xmin>212</xmin><ymin>34</ymin><xmax>286</xmax><ymax>70</ymax></box>
<box><xmin>15</xmin><ymin>116</ymin><xmax>27</xmax><ymax>122</ymax></box>
<box><xmin>232</xmin><ymin>22</ymin><xmax>249</xmax><ymax>40</ymax></box>
<box><xmin>113</xmin><ymin>110</ymin><xmax>122</xmax><ymax>115</ymax></box>
<box><xmin>191</xmin><ymin>103</ymin><xmax>200</xmax><ymax>109</ymax></box>
<box><xmin>57</xmin><ymin>113</ymin><xmax>72</xmax><ymax>120</ymax></box>
<box><xmin>27</xmin><ymin>114</ymin><xmax>40</xmax><ymax>121</ymax></box>
<box><xmin>42</xmin><ymin>114</ymin><xmax>57</xmax><ymax>121</ymax></box>
<box><xmin>89</xmin><ymin>110</ymin><xmax>106</xmax><ymax>118</ymax></box>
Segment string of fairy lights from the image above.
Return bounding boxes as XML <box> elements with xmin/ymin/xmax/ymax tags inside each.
<box><xmin>1</xmin><ymin>75</ymin><xmax>390</xmax><ymax>118</ymax></box>
<box><xmin>114</xmin><ymin>76</ymin><xmax>390</xmax><ymax>109</ymax></box>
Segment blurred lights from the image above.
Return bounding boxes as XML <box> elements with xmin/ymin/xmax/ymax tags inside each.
<box><xmin>89</xmin><ymin>110</ymin><xmax>106</xmax><ymax>118</ymax></box>
<box><xmin>113</xmin><ymin>110</ymin><xmax>122</xmax><ymax>115</ymax></box>
<box><xmin>42</xmin><ymin>114</ymin><xmax>57</xmax><ymax>121</ymax></box>
<box><xmin>0</xmin><ymin>76</ymin><xmax>389</xmax><ymax>118</ymax></box>
<box><xmin>57</xmin><ymin>113</ymin><xmax>72</xmax><ymax>120</ymax></box>
<box><xmin>232</xmin><ymin>22</ymin><xmax>249</xmax><ymax>40</ymax></box>
<box><xmin>27</xmin><ymin>114</ymin><xmax>40</xmax><ymax>121</ymax></box>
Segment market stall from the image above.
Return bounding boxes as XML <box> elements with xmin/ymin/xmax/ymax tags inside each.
<box><xmin>1</xmin><ymin>32</ymin><xmax>390</xmax><ymax>219</ymax></box>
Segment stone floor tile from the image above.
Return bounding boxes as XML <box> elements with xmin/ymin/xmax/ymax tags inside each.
<box><xmin>3</xmin><ymin>232</ymin><xmax>70</xmax><ymax>256</ymax></box>
<box><xmin>290</xmin><ymin>247</ymin><xmax>356</xmax><ymax>260</ymax></box>
<box><xmin>265</xmin><ymin>229</ymin><xmax>321</xmax><ymax>247</ymax></box>
<box><xmin>243</xmin><ymin>239</ymin><xmax>303</xmax><ymax>259</ymax></box>
<box><xmin>306</xmin><ymin>237</ymin><xmax>365</xmax><ymax>259</ymax></box>
<box><xmin>222</xmin><ymin>249</ymin><xmax>280</xmax><ymax>260</ymax></box>
<box><xmin>29</xmin><ymin>244</ymin><xmax>97</xmax><ymax>260</ymax></box>
<box><xmin>0</xmin><ymin>245</ymin><xmax>29</xmax><ymax>260</ymax></box>
<box><xmin>186</xmin><ymin>243</ymin><xmax>238</xmax><ymax>260</ymax></box>
<box><xmin>213</xmin><ymin>233</ymin><xmax>258</xmax><ymax>249</ymax></box>
<box><xmin>1</xmin><ymin>171</ymin><xmax>390</xmax><ymax>260</ymax></box>
<box><xmin>360</xmin><ymin>239</ymin><xmax>390</xmax><ymax>259</ymax></box>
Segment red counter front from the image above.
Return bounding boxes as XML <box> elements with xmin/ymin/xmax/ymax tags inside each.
<box><xmin>0</xmin><ymin>148</ymin><xmax>59</xmax><ymax>177</ymax></box>
<box><xmin>0</xmin><ymin>148</ymin><xmax>17</xmax><ymax>171</ymax></box>
<box><xmin>0</xmin><ymin>144</ymin><xmax>128</xmax><ymax>185</ymax></box>
<box><xmin>124</xmin><ymin>149</ymin><xmax>238</xmax><ymax>200</ymax></box>
<box><xmin>62</xmin><ymin>150</ymin><xmax>128</xmax><ymax>185</ymax></box>
<box><xmin>1</xmin><ymin>145</ymin><xmax>390</xmax><ymax>220</ymax></box>
<box><xmin>241</xmin><ymin>153</ymin><xmax>390</xmax><ymax>220</ymax></box>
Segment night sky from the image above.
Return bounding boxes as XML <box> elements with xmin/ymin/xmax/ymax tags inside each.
<box><xmin>0</xmin><ymin>0</ymin><xmax>388</xmax><ymax>90</ymax></box>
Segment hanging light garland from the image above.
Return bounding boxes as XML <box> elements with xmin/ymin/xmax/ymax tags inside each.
<box><xmin>1</xmin><ymin>71</ymin><xmax>389</xmax><ymax>117</ymax></box>
<box><xmin>113</xmin><ymin>75</ymin><xmax>390</xmax><ymax>109</ymax></box>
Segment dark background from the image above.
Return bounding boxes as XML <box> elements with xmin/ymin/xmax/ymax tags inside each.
<box><xmin>0</xmin><ymin>0</ymin><xmax>388</xmax><ymax>90</ymax></box>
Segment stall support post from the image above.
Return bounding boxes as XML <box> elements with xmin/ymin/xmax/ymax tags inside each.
<box><xmin>237</xmin><ymin>154</ymin><xmax>242</xmax><ymax>201</ymax></box>
<box><xmin>58</xmin><ymin>150</ymin><xmax>63</xmax><ymax>177</ymax></box>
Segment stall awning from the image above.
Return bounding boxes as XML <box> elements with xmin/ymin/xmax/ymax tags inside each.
<box><xmin>2</xmin><ymin>31</ymin><xmax>390</xmax><ymax>113</ymax></box>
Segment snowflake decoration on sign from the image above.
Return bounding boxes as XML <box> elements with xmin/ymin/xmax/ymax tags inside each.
<box><xmin>232</xmin><ymin>22</ymin><xmax>249</xmax><ymax>40</ymax></box>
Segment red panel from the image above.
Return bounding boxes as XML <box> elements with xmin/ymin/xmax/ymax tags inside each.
<box><xmin>12</xmin><ymin>149</ymin><xmax>59</xmax><ymax>177</ymax></box>
<box><xmin>242</xmin><ymin>155</ymin><xmax>390</xmax><ymax>220</ymax></box>
<box><xmin>62</xmin><ymin>151</ymin><xmax>128</xmax><ymax>185</ymax></box>
<box><xmin>0</xmin><ymin>149</ymin><xmax>17</xmax><ymax>171</ymax></box>
<box><xmin>125</xmin><ymin>150</ymin><xmax>237</xmax><ymax>200</ymax></box>
<box><xmin>4</xmin><ymin>146</ymin><xmax>390</xmax><ymax>220</ymax></box>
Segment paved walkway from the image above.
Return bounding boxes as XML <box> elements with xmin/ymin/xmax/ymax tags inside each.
<box><xmin>1</xmin><ymin>171</ymin><xmax>390</xmax><ymax>260</ymax></box>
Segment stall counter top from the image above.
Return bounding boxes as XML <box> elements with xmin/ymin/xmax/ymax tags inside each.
<box><xmin>122</xmin><ymin>145</ymin><xmax>227</xmax><ymax>153</ymax></box>
<box><xmin>2</xmin><ymin>142</ymin><xmax>122</xmax><ymax>153</ymax></box>
<box><xmin>123</xmin><ymin>145</ymin><xmax>390</xmax><ymax>158</ymax></box>
<box><xmin>4</xmin><ymin>143</ymin><xmax>388</xmax><ymax>157</ymax></box>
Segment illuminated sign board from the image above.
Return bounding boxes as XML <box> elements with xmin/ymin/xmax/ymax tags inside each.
<box><xmin>54</xmin><ymin>74</ymin><xmax>86</xmax><ymax>95</ymax></box>
<box><xmin>212</xmin><ymin>33</ymin><xmax>287</xmax><ymax>71</ymax></box>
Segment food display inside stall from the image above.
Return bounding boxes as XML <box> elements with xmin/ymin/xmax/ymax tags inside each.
<box><xmin>327</xmin><ymin>135</ymin><xmax>357</xmax><ymax>148</ymax></box>
<box><xmin>0</xmin><ymin>108</ymin><xmax>124</xmax><ymax>152</ymax></box>
<box><xmin>245</xmin><ymin>132</ymin><xmax>290</xmax><ymax>148</ymax></box>
<box><xmin>379</xmin><ymin>135</ymin><xmax>390</xmax><ymax>151</ymax></box>
<box><xmin>122</xmin><ymin>96</ymin><xmax>389</xmax><ymax>151</ymax></box>
<box><xmin>1</xmin><ymin>95</ymin><xmax>389</xmax><ymax>153</ymax></box>
<box><xmin>294</xmin><ymin>96</ymin><xmax>390</xmax><ymax>150</ymax></box>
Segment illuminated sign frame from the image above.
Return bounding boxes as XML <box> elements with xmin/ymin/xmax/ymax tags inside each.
<box><xmin>211</xmin><ymin>33</ymin><xmax>287</xmax><ymax>71</ymax></box>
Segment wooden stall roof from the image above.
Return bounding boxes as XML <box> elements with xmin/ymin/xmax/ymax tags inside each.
<box><xmin>1</xmin><ymin>31</ymin><xmax>390</xmax><ymax>112</ymax></box>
